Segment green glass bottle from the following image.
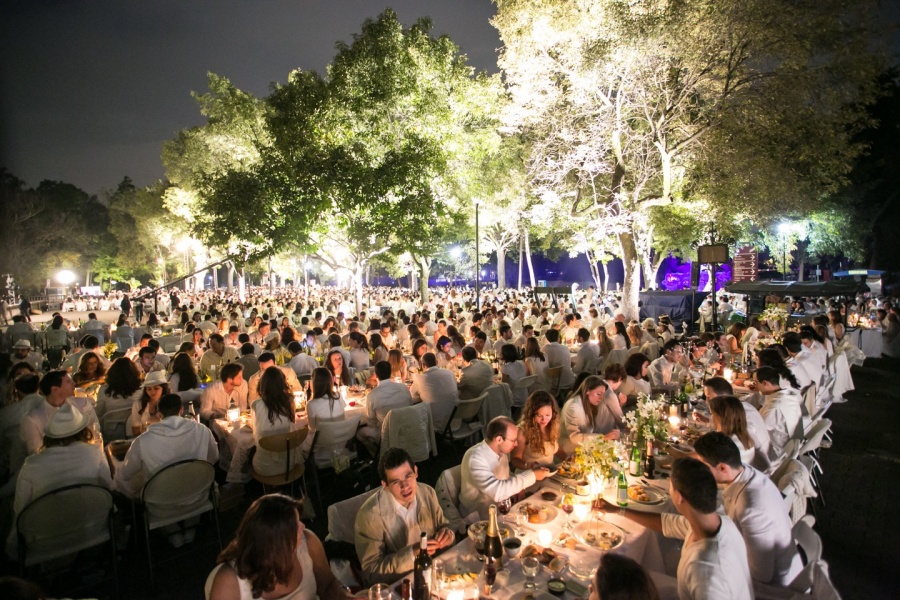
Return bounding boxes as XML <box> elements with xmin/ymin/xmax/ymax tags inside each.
<box><xmin>616</xmin><ymin>464</ymin><xmax>629</xmax><ymax>507</ymax></box>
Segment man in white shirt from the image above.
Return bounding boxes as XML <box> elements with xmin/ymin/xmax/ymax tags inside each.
<box><xmin>611</xmin><ymin>457</ymin><xmax>754</xmax><ymax>600</ymax></box>
<box><xmin>136</xmin><ymin>347</ymin><xmax>166</xmax><ymax>378</ymax></box>
<box><xmin>410</xmin><ymin>353</ymin><xmax>459</xmax><ymax>432</ymax></box>
<box><xmin>247</xmin><ymin>352</ymin><xmax>302</xmax><ymax>402</ymax></box>
<box><xmin>11</xmin><ymin>339</ymin><xmax>44</xmax><ymax>372</ymax></box>
<box><xmin>648</xmin><ymin>339</ymin><xmax>687</xmax><ymax>389</ymax></box>
<box><xmin>492</xmin><ymin>325</ymin><xmax>514</xmax><ymax>356</ymax></box>
<box><xmin>512</xmin><ymin>324</ymin><xmax>534</xmax><ymax>350</ymax></box>
<box><xmin>541</xmin><ymin>329</ymin><xmax>576</xmax><ymax>391</ymax></box>
<box><xmin>572</xmin><ymin>328</ymin><xmax>600</xmax><ymax>375</ymax></box>
<box><xmin>356</xmin><ymin>361</ymin><xmax>413</xmax><ymax>456</ymax></box>
<box><xmin>20</xmin><ymin>370</ymin><xmax>98</xmax><ymax>455</ymax></box>
<box><xmin>199</xmin><ymin>363</ymin><xmax>249</xmax><ymax>421</ymax></box>
<box><xmin>457</xmin><ymin>346</ymin><xmax>494</xmax><ymax>400</ymax></box>
<box><xmin>199</xmin><ymin>333</ymin><xmax>240</xmax><ymax>380</ymax></box>
<box><xmin>60</xmin><ymin>335</ymin><xmax>110</xmax><ymax>371</ymax></box>
<box><xmin>753</xmin><ymin>367</ymin><xmax>803</xmax><ymax>458</ymax></box>
<box><xmin>460</xmin><ymin>416</ymin><xmax>550</xmax><ymax>519</ymax></box>
<box><xmin>286</xmin><ymin>341</ymin><xmax>318</xmax><ymax>378</ymax></box>
<box><xmin>693</xmin><ymin>433</ymin><xmax>802</xmax><ymax>586</ymax></box>
<box><xmin>196</xmin><ymin>314</ymin><xmax>218</xmax><ymax>336</ymax></box>
<box><xmin>354</xmin><ymin>448</ymin><xmax>454</xmax><ymax>585</ymax></box>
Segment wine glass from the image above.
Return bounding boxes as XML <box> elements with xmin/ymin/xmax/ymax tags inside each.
<box><xmin>560</xmin><ymin>494</ymin><xmax>574</xmax><ymax>530</ymax></box>
<box><xmin>515</xmin><ymin>511</ymin><xmax>528</xmax><ymax>537</ymax></box>
<box><xmin>474</xmin><ymin>530</ymin><xmax>486</xmax><ymax>562</ymax></box>
<box><xmin>368</xmin><ymin>583</ymin><xmax>390</xmax><ymax>600</ymax></box>
<box><xmin>497</xmin><ymin>497</ymin><xmax>512</xmax><ymax>516</ymax></box>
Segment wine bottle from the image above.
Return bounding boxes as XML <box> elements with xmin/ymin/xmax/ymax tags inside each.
<box><xmin>629</xmin><ymin>444</ymin><xmax>640</xmax><ymax>476</ymax></box>
<box><xmin>643</xmin><ymin>440</ymin><xmax>655</xmax><ymax>479</ymax></box>
<box><xmin>483</xmin><ymin>504</ymin><xmax>503</xmax><ymax>563</ymax></box>
<box><xmin>413</xmin><ymin>532</ymin><xmax>431</xmax><ymax>600</ymax></box>
<box><xmin>616</xmin><ymin>465</ymin><xmax>629</xmax><ymax>507</ymax></box>
<box><xmin>184</xmin><ymin>400</ymin><xmax>197</xmax><ymax>423</ymax></box>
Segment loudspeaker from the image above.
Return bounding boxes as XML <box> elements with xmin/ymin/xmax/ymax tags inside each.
<box><xmin>691</xmin><ymin>262</ymin><xmax>701</xmax><ymax>288</ymax></box>
<box><xmin>698</xmin><ymin>244</ymin><xmax>729</xmax><ymax>264</ymax></box>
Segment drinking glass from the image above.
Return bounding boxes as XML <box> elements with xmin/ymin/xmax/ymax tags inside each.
<box><xmin>515</xmin><ymin>511</ymin><xmax>528</xmax><ymax>537</ymax></box>
<box><xmin>561</xmin><ymin>494</ymin><xmax>574</xmax><ymax>530</ymax></box>
<box><xmin>368</xmin><ymin>583</ymin><xmax>390</xmax><ymax>600</ymax></box>
<box><xmin>473</xmin><ymin>530</ymin><xmax>486</xmax><ymax>562</ymax></box>
<box><xmin>522</xmin><ymin>557</ymin><xmax>540</xmax><ymax>590</ymax></box>
<box><xmin>432</xmin><ymin>559</ymin><xmax>444</xmax><ymax>593</ymax></box>
<box><xmin>497</xmin><ymin>497</ymin><xmax>512</xmax><ymax>516</ymax></box>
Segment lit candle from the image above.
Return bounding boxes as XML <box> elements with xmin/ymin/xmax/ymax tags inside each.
<box><xmin>723</xmin><ymin>367</ymin><xmax>733</xmax><ymax>381</ymax></box>
<box><xmin>538</xmin><ymin>529</ymin><xmax>552</xmax><ymax>548</ymax></box>
<box><xmin>447</xmin><ymin>592</ymin><xmax>464</xmax><ymax>600</ymax></box>
<box><xmin>574</xmin><ymin>503</ymin><xmax>590</xmax><ymax>521</ymax></box>
<box><xmin>668</xmin><ymin>415</ymin><xmax>681</xmax><ymax>429</ymax></box>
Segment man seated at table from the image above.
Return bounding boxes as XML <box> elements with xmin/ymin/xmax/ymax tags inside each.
<box><xmin>356</xmin><ymin>361</ymin><xmax>413</xmax><ymax>456</ymax></box>
<box><xmin>492</xmin><ymin>325</ymin><xmax>514</xmax><ymax>356</ymax></box>
<box><xmin>124</xmin><ymin>333</ymin><xmax>152</xmax><ymax>361</ymax></box>
<box><xmin>463</xmin><ymin>331</ymin><xmax>487</xmax><ymax>358</ymax></box>
<box><xmin>199</xmin><ymin>363</ymin><xmax>249</xmax><ymax>421</ymax></box>
<box><xmin>648</xmin><ymin>339</ymin><xmax>687</xmax><ymax>390</ymax></box>
<box><xmin>702</xmin><ymin>377</ymin><xmax>777</xmax><ymax>473</ymax></box>
<box><xmin>135</xmin><ymin>346</ymin><xmax>166</xmax><ymax>378</ymax></box>
<box><xmin>611</xmin><ymin>457</ymin><xmax>754</xmax><ymax>600</ymax></box>
<box><xmin>233</xmin><ymin>342</ymin><xmax>260</xmax><ymax>380</ymax></box>
<box><xmin>693</xmin><ymin>432</ymin><xmax>802</xmax><ymax>586</ymax></box>
<box><xmin>20</xmin><ymin>370</ymin><xmax>98</xmax><ymax>455</ymax></box>
<box><xmin>459</xmin><ymin>416</ymin><xmax>550</xmax><ymax>520</ymax></box>
<box><xmin>247</xmin><ymin>352</ymin><xmax>302</xmax><ymax>402</ymax></box>
<box><xmin>224</xmin><ymin>325</ymin><xmax>242</xmax><ymax>349</ymax></box>
<box><xmin>114</xmin><ymin>393</ymin><xmax>218</xmax><ymax>547</ymax></box>
<box><xmin>572</xmin><ymin>327</ymin><xmax>600</xmax><ymax>375</ymax></box>
<box><xmin>410</xmin><ymin>352</ymin><xmax>458</xmax><ymax>432</ymax></box>
<box><xmin>61</xmin><ymin>334</ymin><xmax>110</xmax><ymax>371</ymax></box>
<box><xmin>541</xmin><ymin>329</ymin><xmax>576</xmax><ymax>392</ymax></box>
<box><xmin>11</xmin><ymin>340</ymin><xmax>44</xmax><ymax>372</ymax></box>
<box><xmin>287</xmin><ymin>340</ymin><xmax>318</xmax><ymax>378</ymax></box>
<box><xmin>782</xmin><ymin>332</ymin><xmax>823</xmax><ymax>389</ymax></box>
<box><xmin>354</xmin><ymin>447</ymin><xmax>454</xmax><ymax>585</ymax></box>
<box><xmin>457</xmin><ymin>346</ymin><xmax>493</xmax><ymax>400</ymax></box>
<box><xmin>199</xmin><ymin>333</ymin><xmax>240</xmax><ymax>380</ymax></box>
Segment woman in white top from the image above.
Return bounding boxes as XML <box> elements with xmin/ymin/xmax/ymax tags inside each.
<box><xmin>206</xmin><ymin>494</ymin><xmax>346</xmax><ymax>600</ymax></box>
<box><xmin>559</xmin><ymin>376</ymin><xmax>620</xmax><ymax>454</ymax></box>
<box><xmin>369</xmin><ymin>333</ymin><xmax>389</xmax><ymax>365</ymax></box>
<box><xmin>708</xmin><ymin>395</ymin><xmax>756</xmax><ymax>467</ymax></box>
<box><xmin>499</xmin><ymin>343</ymin><xmax>527</xmax><ymax>406</ymax></box>
<box><xmin>435</xmin><ymin>335</ymin><xmax>457</xmax><ymax>369</ymax></box>
<box><xmin>347</xmin><ymin>332</ymin><xmax>371</xmax><ymax>370</ymax></box>
<box><xmin>300</xmin><ymin>368</ymin><xmax>345</xmax><ymax>459</ymax></box>
<box><xmin>619</xmin><ymin>353</ymin><xmax>651</xmax><ymax>397</ymax></box>
<box><xmin>523</xmin><ymin>338</ymin><xmax>548</xmax><ymax>391</ymax></box>
<box><xmin>95</xmin><ymin>357</ymin><xmax>143</xmax><ymax>419</ymax></box>
<box><xmin>595</xmin><ymin>327</ymin><xmax>614</xmax><ymax>362</ymax></box>
<box><xmin>598</xmin><ymin>364</ymin><xmax>628</xmax><ymax>434</ymax></box>
<box><xmin>511</xmin><ymin>390</ymin><xmax>567</xmax><ymax>469</ymax></box>
<box><xmin>251</xmin><ymin>367</ymin><xmax>302</xmax><ymax>477</ymax></box>
<box><xmin>609</xmin><ymin>322</ymin><xmax>629</xmax><ymax>351</ymax></box>
<box><xmin>131</xmin><ymin>372</ymin><xmax>169</xmax><ymax>436</ymax></box>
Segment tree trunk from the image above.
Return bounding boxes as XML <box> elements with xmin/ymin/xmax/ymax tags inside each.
<box><xmin>417</xmin><ymin>256</ymin><xmax>432</xmax><ymax>303</ymax></box>
<box><xmin>497</xmin><ymin>246</ymin><xmax>507</xmax><ymax>290</ymax></box>
<box><xmin>268</xmin><ymin>256</ymin><xmax>274</xmax><ymax>295</ymax></box>
<box><xmin>238</xmin><ymin>269</ymin><xmax>246</xmax><ymax>302</ymax></box>
<box><xmin>617</xmin><ymin>231</ymin><xmax>641</xmax><ymax>322</ymax></box>
<box><xmin>599</xmin><ymin>260</ymin><xmax>609</xmax><ymax>294</ymax></box>
<box><xmin>227</xmin><ymin>263</ymin><xmax>235</xmax><ymax>294</ymax></box>
<box><xmin>353</xmin><ymin>264</ymin><xmax>364</xmax><ymax>316</ymax></box>
<box><xmin>585</xmin><ymin>249</ymin><xmax>603</xmax><ymax>290</ymax></box>
<box><xmin>517</xmin><ymin>236</ymin><xmax>524</xmax><ymax>291</ymax></box>
<box><xmin>524</xmin><ymin>229</ymin><xmax>536</xmax><ymax>287</ymax></box>
<box><xmin>796</xmin><ymin>239</ymin><xmax>809</xmax><ymax>282</ymax></box>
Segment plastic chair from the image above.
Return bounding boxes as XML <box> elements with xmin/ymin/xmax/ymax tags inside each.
<box><xmin>545</xmin><ymin>366</ymin><xmax>563</xmax><ymax>396</ymax></box>
<box><xmin>379</xmin><ymin>403</ymin><xmax>436</xmax><ymax>463</ymax></box>
<box><xmin>251</xmin><ymin>428</ymin><xmax>309</xmax><ymax>496</ymax></box>
<box><xmin>513</xmin><ymin>375</ymin><xmax>539</xmax><ymax>403</ymax></box>
<box><xmin>802</xmin><ymin>383</ymin><xmax>817</xmax><ymax>419</ymax></box>
<box><xmin>100</xmin><ymin>406</ymin><xmax>133</xmax><ymax>441</ymax></box>
<box><xmin>789</xmin><ymin>516</ymin><xmax>822</xmax><ymax>593</ymax></box>
<box><xmin>440</xmin><ymin>393</ymin><xmax>487</xmax><ymax>458</ymax></box>
<box><xmin>435</xmin><ymin>465</ymin><xmax>479</xmax><ymax>535</ymax></box>
<box><xmin>17</xmin><ymin>483</ymin><xmax>118</xmax><ymax>594</ymax></box>
<box><xmin>306</xmin><ymin>415</ymin><xmax>363</xmax><ymax>515</ymax></box>
<box><xmin>326</xmin><ymin>487</ymin><xmax>379</xmax><ymax>544</ymax></box>
<box><xmin>141</xmin><ymin>459</ymin><xmax>222</xmax><ymax>587</ymax></box>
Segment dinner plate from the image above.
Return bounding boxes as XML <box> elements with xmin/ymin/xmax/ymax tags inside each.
<box><xmin>668</xmin><ymin>442</ymin><xmax>694</xmax><ymax>454</ymax></box>
<box><xmin>516</xmin><ymin>501</ymin><xmax>559</xmax><ymax>524</ymax></box>
<box><xmin>627</xmin><ymin>485</ymin><xmax>667</xmax><ymax>505</ymax></box>
<box><xmin>467</xmin><ymin>520</ymin><xmax>512</xmax><ymax>540</ymax></box>
<box><xmin>572</xmin><ymin>519</ymin><xmax>625</xmax><ymax>551</ymax></box>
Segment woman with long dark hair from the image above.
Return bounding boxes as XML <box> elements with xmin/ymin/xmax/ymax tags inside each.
<box><xmin>511</xmin><ymin>390</ymin><xmax>566</xmax><ymax>469</ymax></box>
<box><xmin>301</xmin><ymin>367</ymin><xmax>345</xmax><ymax>459</ymax></box>
<box><xmin>559</xmin><ymin>376</ymin><xmax>619</xmax><ymax>454</ymax></box>
<box><xmin>206</xmin><ymin>494</ymin><xmax>346</xmax><ymax>600</ymax></box>
<box><xmin>168</xmin><ymin>352</ymin><xmax>200</xmax><ymax>392</ymax></box>
<box><xmin>130</xmin><ymin>371</ymin><xmax>170</xmax><ymax>436</ymax></box>
<box><xmin>251</xmin><ymin>367</ymin><xmax>300</xmax><ymax>477</ymax></box>
<box><xmin>325</xmin><ymin>349</ymin><xmax>352</xmax><ymax>387</ymax></box>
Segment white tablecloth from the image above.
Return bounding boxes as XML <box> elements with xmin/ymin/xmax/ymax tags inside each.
<box><xmin>858</xmin><ymin>329</ymin><xmax>883</xmax><ymax>358</ymax></box>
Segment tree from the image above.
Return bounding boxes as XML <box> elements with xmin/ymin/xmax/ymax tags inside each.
<box><xmin>493</xmin><ymin>0</ymin><xmax>886</xmax><ymax>319</ymax></box>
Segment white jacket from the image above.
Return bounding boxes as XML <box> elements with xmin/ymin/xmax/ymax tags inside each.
<box><xmin>459</xmin><ymin>441</ymin><xmax>536</xmax><ymax>520</ymax></box>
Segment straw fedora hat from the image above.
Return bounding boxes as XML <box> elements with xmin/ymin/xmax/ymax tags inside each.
<box><xmin>141</xmin><ymin>370</ymin><xmax>168</xmax><ymax>387</ymax></box>
<box><xmin>45</xmin><ymin>403</ymin><xmax>88</xmax><ymax>439</ymax></box>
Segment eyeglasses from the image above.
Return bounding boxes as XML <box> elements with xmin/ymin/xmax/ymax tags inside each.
<box><xmin>387</xmin><ymin>472</ymin><xmax>417</xmax><ymax>491</ymax></box>
<box><xmin>502</xmin><ymin>436</ymin><xmax>519</xmax><ymax>444</ymax></box>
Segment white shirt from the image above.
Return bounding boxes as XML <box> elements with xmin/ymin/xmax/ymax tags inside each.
<box><xmin>392</xmin><ymin>495</ymin><xmax>421</xmax><ymax>546</ymax></box>
<box><xmin>541</xmin><ymin>342</ymin><xmax>575</xmax><ymax>389</ymax></box>
<box><xmin>649</xmin><ymin>356</ymin><xmax>686</xmax><ymax>387</ymax></box>
<box><xmin>721</xmin><ymin>466</ymin><xmax>803</xmax><ymax>586</ymax></box>
<box><xmin>459</xmin><ymin>441</ymin><xmax>537</xmax><ymax>520</ymax></box>
<box><xmin>559</xmin><ymin>397</ymin><xmax>595</xmax><ymax>454</ymax></box>
<box><xmin>20</xmin><ymin>397</ymin><xmax>98</xmax><ymax>456</ymax></box>
<box><xmin>661</xmin><ymin>514</ymin><xmax>754</xmax><ymax>600</ymax></box>
<box><xmin>759</xmin><ymin>389</ymin><xmax>803</xmax><ymax>456</ymax></box>
<box><xmin>199</xmin><ymin>380</ymin><xmax>250</xmax><ymax>420</ymax></box>
<box><xmin>366</xmin><ymin>380</ymin><xmax>413</xmax><ymax>429</ymax></box>
<box><xmin>409</xmin><ymin>368</ymin><xmax>459</xmax><ymax>432</ymax></box>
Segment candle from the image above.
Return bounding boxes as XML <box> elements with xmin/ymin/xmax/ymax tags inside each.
<box><xmin>538</xmin><ymin>529</ymin><xmax>552</xmax><ymax>548</ymax></box>
<box><xmin>447</xmin><ymin>592</ymin><xmax>464</xmax><ymax>600</ymax></box>
<box><xmin>723</xmin><ymin>367</ymin><xmax>733</xmax><ymax>381</ymax></box>
<box><xmin>669</xmin><ymin>404</ymin><xmax>679</xmax><ymax>418</ymax></box>
<box><xmin>668</xmin><ymin>415</ymin><xmax>681</xmax><ymax>429</ymax></box>
<box><xmin>574</xmin><ymin>503</ymin><xmax>590</xmax><ymax>521</ymax></box>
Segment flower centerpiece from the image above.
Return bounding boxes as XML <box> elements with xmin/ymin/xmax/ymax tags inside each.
<box><xmin>101</xmin><ymin>339</ymin><xmax>117</xmax><ymax>359</ymax></box>
<box><xmin>573</xmin><ymin>436</ymin><xmax>620</xmax><ymax>481</ymax></box>
<box><xmin>623</xmin><ymin>393</ymin><xmax>670</xmax><ymax>448</ymax></box>
<box><xmin>761</xmin><ymin>305</ymin><xmax>789</xmax><ymax>333</ymax></box>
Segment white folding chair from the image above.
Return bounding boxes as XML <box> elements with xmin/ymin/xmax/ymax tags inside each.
<box><xmin>141</xmin><ymin>459</ymin><xmax>221</xmax><ymax>587</ymax></box>
<box><xmin>379</xmin><ymin>403</ymin><xmax>436</xmax><ymax>463</ymax></box>
<box><xmin>252</xmin><ymin>428</ymin><xmax>309</xmax><ymax>496</ymax></box>
<box><xmin>100</xmin><ymin>406</ymin><xmax>133</xmax><ymax>441</ymax></box>
<box><xmin>789</xmin><ymin>516</ymin><xmax>822</xmax><ymax>594</ymax></box>
<box><xmin>17</xmin><ymin>483</ymin><xmax>118</xmax><ymax>595</ymax></box>
<box><xmin>513</xmin><ymin>374</ymin><xmax>539</xmax><ymax>405</ymax></box>
<box><xmin>441</xmin><ymin>393</ymin><xmax>487</xmax><ymax>458</ymax></box>
<box><xmin>435</xmin><ymin>465</ymin><xmax>479</xmax><ymax>535</ymax></box>
<box><xmin>306</xmin><ymin>415</ymin><xmax>363</xmax><ymax>515</ymax></box>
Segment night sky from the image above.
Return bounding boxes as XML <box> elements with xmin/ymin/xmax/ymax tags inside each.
<box><xmin>0</xmin><ymin>1</ymin><xmax>500</xmax><ymax>195</ymax></box>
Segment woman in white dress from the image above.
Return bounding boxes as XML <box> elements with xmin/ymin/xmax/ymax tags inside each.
<box><xmin>500</xmin><ymin>343</ymin><xmax>527</xmax><ymax>406</ymax></box>
<box><xmin>523</xmin><ymin>337</ymin><xmax>548</xmax><ymax>390</ymax></box>
<box><xmin>610</xmin><ymin>322</ymin><xmax>629</xmax><ymax>351</ymax></box>
<box><xmin>347</xmin><ymin>332</ymin><xmax>371</xmax><ymax>371</ymax></box>
<box><xmin>435</xmin><ymin>335</ymin><xmax>457</xmax><ymax>369</ymax></box>
<box><xmin>619</xmin><ymin>353</ymin><xmax>651</xmax><ymax>397</ymax></box>
<box><xmin>300</xmin><ymin>367</ymin><xmax>345</xmax><ymax>459</ymax></box>
<box><xmin>559</xmin><ymin>376</ymin><xmax>620</xmax><ymax>454</ymax></box>
<box><xmin>708</xmin><ymin>394</ymin><xmax>757</xmax><ymax>467</ymax></box>
<box><xmin>511</xmin><ymin>390</ymin><xmax>567</xmax><ymax>469</ymax></box>
<box><xmin>251</xmin><ymin>368</ymin><xmax>302</xmax><ymax>477</ymax></box>
<box><xmin>206</xmin><ymin>494</ymin><xmax>347</xmax><ymax>600</ymax></box>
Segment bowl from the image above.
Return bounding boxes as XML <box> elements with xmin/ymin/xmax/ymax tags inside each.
<box><xmin>548</xmin><ymin>578</ymin><xmax>566</xmax><ymax>596</ymax></box>
<box><xmin>503</xmin><ymin>536</ymin><xmax>522</xmax><ymax>559</ymax></box>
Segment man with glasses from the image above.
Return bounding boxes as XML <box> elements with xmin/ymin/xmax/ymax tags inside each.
<box><xmin>648</xmin><ymin>339</ymin><xmax>688</xmax><ymax>390</ymax></box>
<box><xmin>459</xmin><ymin>416</ymin><xmax>551</xmax><ymax>520</ymax></box>
<box><xmin>354</xmin><ymin>447</ymin><xmax>453</xmax><ymax>585</ymax></box>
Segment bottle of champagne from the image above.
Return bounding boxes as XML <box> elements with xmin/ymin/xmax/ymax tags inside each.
<box><xmin>184</xmin><ymin>400</ymin><xmax>197</xmax><ymax>423</ymax></box>
<box><xmin>629</xmin><ymin>443</ymin><xmax>640</xmax><ymax>476</ymax></box>
<box><xmin>483</xmin><ymin>504</ymin><xmax>504</xmax><ymax>563</ymax></box>
<box><xmin>413</xmin><ymin>532</ymin><xmax>431</xmax><ymax>600</ymax></box>
<box><xmin>643</xmin><ymin>440</ymin><xmax>655</xmax><ymax>479</ymax></box>
<box><xmin>616</xmin><ymin>464</ymin><xmax>629</xmax><ymax>507</ymax></box>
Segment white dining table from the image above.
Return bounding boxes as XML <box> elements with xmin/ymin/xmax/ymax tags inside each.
<box><xmin>388</xmin><ymin>475</ymin><xmax>676</xmax><ymax>599</ymax></box>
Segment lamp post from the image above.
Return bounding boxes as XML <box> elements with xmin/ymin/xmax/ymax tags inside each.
<box><xmin>474</xmin><ymin>199</ymin><xmax>480</xmax><ymax>311</ymax></box>
<box><xmin>778</xmin><ymin>223</ymin><xmax>790</xmax><ymax>280</ymax></box>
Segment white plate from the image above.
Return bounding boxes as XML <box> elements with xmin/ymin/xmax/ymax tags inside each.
<box><xmin>572</xmin><ymin>519</ymin><xmax>625</xmax><ymax>550</ymax></box>
<box><xmin>516</xmin><ymin>501</ymin><xmax>559</xmax><ymax>524</ymax></box>
<box><xmin>627</xmin><ymin>485</ymin><xmax>667</xmax><ymax>505</ymax></box>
